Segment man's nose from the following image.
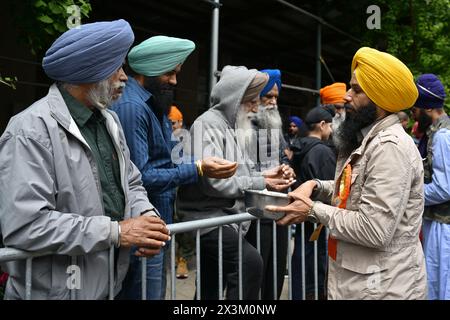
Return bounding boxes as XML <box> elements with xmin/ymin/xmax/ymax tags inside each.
<box><xmin>168</xmin><ymin>74</ymin><xmax>177</xmax><ymax>86</ymax></box>
<box><xmin>268</xmin><ymin>97</ymin><xmax>277</xmax><ymax>105</ymax></box>
<box><xmin>344</xmin><ymin>89</ymin><xmax>352</xmax><ymax>102</ymax></box>
<box><xmin>119</xmin><ymin>68</ymin><xmax>128</xmax><ymax>82</ymax></box>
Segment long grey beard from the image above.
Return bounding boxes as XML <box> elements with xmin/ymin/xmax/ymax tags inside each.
<box><xmin>256</xmin><ymin>106</ymin><xmax>283</xmax><ymax>130</ymax></box>
<box><xmin>332</xmin><ymin>112</ymin><xmax>345</xmax><ymax>131</ymax></box>
<box><xmin>87</xmin><ymin>79</ymin><xmax>126</xmax><ymax>110</ymax></box>
<box><xmin>235</xmin><ymin>107</ymin><xmax>257</xmax><ymax>161</ymax></box>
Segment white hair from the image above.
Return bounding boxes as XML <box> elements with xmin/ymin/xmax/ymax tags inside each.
<box><xmin>256</xmin><ymin>105</ymin><xmax>283</xmax><ymax>130</ymax></box>
<box><xmin>87</xmin><ymin>78</ymin><xmax>126</xmax><ymax>110</ymax></box>
<box><xmin>235</xmin><ymin>105</ymin><xmax>257</xmax><ymax>160</ymax></box>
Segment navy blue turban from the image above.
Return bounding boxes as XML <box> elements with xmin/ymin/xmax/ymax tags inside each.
<box><xmin>42</xmin><ymin>19</ymin><xmax>134</xmax><ymax>84</ymax></box>
<box><xmin>289</xmin><ymin>116</ymin><xmax>303</xmax><ymax>128</ymax></box>
<box><xmin>260</xmin><ymin>69</ymin><xmax>282</xmax><ymax>97</ymax></box>
<box><xmin>415</xmin><ymin>74</ymin><xmax>446</xmax><ymax>109</ymax></box>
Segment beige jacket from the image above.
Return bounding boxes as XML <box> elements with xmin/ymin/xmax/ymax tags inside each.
<box><xmin>312</xmin><ymin>114</ymin><xmax>427</xmax><ymax>300</ymax></box>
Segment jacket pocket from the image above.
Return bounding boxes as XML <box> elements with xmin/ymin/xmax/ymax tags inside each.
<box><xmin>338</xmin><ymin>242</ymin><xmax>388</xmax><ymax>298</ymax></box>
<box><xmin>339</xmin><ymin>241</ymin><xmax>387</xmax><ymax>274</ymax></box>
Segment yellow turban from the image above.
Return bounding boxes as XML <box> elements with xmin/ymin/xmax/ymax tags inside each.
<box><xmin>351</xmin><ymin>47</ymin><xmax>418</xmax><ymax>112</ymax></box>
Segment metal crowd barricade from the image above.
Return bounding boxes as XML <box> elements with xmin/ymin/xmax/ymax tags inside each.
<box><xmin>166</xmin><ymin>213</ymin><xmax>322</xmax><ymax>301</ymax></box>
<box><xmin>0</xmin><ymin>213</ymin><xmax>323</xmax><ymax>300</ymax></box>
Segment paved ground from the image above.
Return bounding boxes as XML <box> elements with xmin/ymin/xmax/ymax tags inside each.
<box><xmin>165</xmin><ymin>265</ymin><xmax>290</xmax><ymax>300</ymax></box>
<box><xmin>165</xmin><ymin>238</ymin><xmax>295</xmax><ymax>300</ymax></box>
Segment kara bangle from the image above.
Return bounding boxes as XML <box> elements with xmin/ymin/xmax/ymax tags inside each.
<box><xmin>117</xmin><ymin>224</ymin><xmax>121</xmax><ymax>248</ymax></box>
<box><xmin>196</xmin><ymin>159</ymin><xmax>204</xmax><ymax>177</ymax></box>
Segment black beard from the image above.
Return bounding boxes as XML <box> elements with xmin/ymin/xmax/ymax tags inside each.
<box><xmin>334</xmin><ymin>102</ymin><xmax>378</xmax><ymax>156</ymax></box>
<box><xmin>418</xmin><ymin>109</ymin><xmax>433</xmax><ymax>134</ymax></box>
<box><xmin>144</xmin><ymin>76</ymin><xmax>175</xmax><ymax>119</ymax></box>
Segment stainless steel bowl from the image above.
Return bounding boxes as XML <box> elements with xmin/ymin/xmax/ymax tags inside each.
<box><xmin>244</xmin><ymin>189</ymin><xmax>289</xmax><ymax>220</ymax></box>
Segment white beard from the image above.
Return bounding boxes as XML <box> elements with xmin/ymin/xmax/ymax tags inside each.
<box><xmin>256</xmin><ymin>105</ymin><xmax>283</xmax><ymax>130</ymax></box>
<box><xmin>235</xmin><ymin>106</ymin><xmax>257</xmax><ymax>158</ymax></box>
<box><xmin>87</xmin><ymin>79</ymin><xmax>126</xmax><ymax>110</ymax></box>
<box><xmin>332</xmin><ymin>112</ymin><xmax>345</xmax><ymax>131</ymax></box>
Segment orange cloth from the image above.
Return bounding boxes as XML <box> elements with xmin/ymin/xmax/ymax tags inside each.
<box><xmin>329</xmin><ymin>164</ymin><xmax>352</xmax><ymax>261</ymax></box>
<box><xmin>328</xmin><ymin>237</ymin><xmax>337</xmax><ymax>261</ymax></box>
<box><xmin>320</xmin><ymin>83</ymin><xmax>347</xmax><ymax>104</ymax></box>
<box><xmin>168</xmin><ymin>105</ymin><xmax>183</xmax><ymax>121</ymax></box>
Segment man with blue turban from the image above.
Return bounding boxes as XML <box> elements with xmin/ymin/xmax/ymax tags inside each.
<box><xmin>0</xmin><ymin>20</ymin><xmax>172</xmax><ymax>300</ymax></box>
<box><xmin>111</xmin><ymin>36</ymin><xmax>237</xmax><ymax>300</ymax></box>
<box><xmin>414</xmin><ymin>74</ymin><xmax>450</xmax><ymax>300</ymax></box>
<box><xmin>245</xmin><ymin>68</ymin><xmax>294</xmax><ymax>299</ymax></box>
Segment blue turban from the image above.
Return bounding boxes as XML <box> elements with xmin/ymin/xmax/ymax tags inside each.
<box><xmin>259</xmin><ymin>69</ymin><xmax>282</xmax><ymax>97</ymax></box>
<box><xmin>42</xmin><ymin>19</ymin><xmax>134</xmax><ymax>84</ymax></box>
<box><xmin>128</xmin><ymin>36</ymin><xmax>195</xmax><ymax>76</ymax></box>
<box><xmin>415</xmin><ymin>74</ymin><xmax>446</xmax><ymax>109</ymax></box>
<box><xmin>289</xmin><ymin>116</ymin><xmax>303</xmax><ymax>128</ymax></box>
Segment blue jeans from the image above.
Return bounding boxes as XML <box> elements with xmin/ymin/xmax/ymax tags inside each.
<box><xmin>291</xmin><ymin>222</ymin><xmax>328</xmax><ymax>300</ymax></box>
<box><xmin>118</xmin><ymin>247</ymin><xmax>166</xmax><ymax>300</ymax></box>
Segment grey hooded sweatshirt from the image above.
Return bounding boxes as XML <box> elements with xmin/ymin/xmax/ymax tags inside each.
<box><xmin>176</xmin><ymin>66</ymin><xmax>266</xmax><ymax>234</ymax></box>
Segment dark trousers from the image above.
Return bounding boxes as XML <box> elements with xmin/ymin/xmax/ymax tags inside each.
<box><xmin>197</xmin><ymin>226</ymin><xmax>263</xmax><ymax>300</ymax></box>
<box><xmin>245</xmin><ymin>220</ymin><xmax>288</xmax><ymax>300</ymax></box>
<box><xmin>291</xmin><ymin>222</ymin><xmax>327</xmax><ymax>300</ymax></box>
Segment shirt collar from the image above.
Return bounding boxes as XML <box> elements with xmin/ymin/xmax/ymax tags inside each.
<box><xmin>127</xmin><ymin>76</ymin><xmax>151</xmax><ymax>102</ymax></box>
<box><xmin>360</xmin><ymin>122</ymin><xmax>375</xmax><ymax>139</ymax></box>
<box><xmin>58</xmin><ymin>85</ymin><xmax>94</xmax><ymax>128</ymax></box>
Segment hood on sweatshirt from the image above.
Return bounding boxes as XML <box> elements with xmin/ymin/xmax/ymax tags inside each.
<box><xmin>209</xmin><ymin>65</ymin><xmax>264</xmax><ymax>128</ymax></box>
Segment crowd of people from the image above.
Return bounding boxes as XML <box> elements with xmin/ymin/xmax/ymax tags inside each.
<box><xmin>0</xmin><ymin>18</ymin><xmax>448</xmax><ymax>300</ymax></box>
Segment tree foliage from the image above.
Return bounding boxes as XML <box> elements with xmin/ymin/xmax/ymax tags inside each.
<box><xmin>1</xmin><ymin>0</ymin><xmax>92</xmax><ymax>89</ymax></box>
<box><xmin>363</xmin><ymin>0</ymin><xmax>450</xmax><ymax>113</ymax></box>
<box><xmin>10</xmin><ymin>0</ymin><xmax>92</xmax><ymax>56</ymax></box>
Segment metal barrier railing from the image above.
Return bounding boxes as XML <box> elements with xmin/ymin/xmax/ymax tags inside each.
<box><xmin>0</xmin><ymin>213</ymin><xmax>323</xmax><ymax>300</ymax></box>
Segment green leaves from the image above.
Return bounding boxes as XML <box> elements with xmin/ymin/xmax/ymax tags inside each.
<box><xmin>34</xmin><ymin>0</ymin><xmax>46</xmax><ymax>7</ymax></box>
<box><xmin>38</xmin><ymin>14</ymin><xmax>54</xmax><ymax>23</ymax></box>
<box><xmin>10</xmin><ymin>0</ymin><xmax>92</xmax><ymax>56</ymax></box>
<box><xmin>0</xmin><ymin>75</ymin><xmax>19</xmax><ymax>90</ymax></box>
<box><xmin>363</xmin><ymin>0</ymin><xmax>450</xmax><ymax>113</ymax></box>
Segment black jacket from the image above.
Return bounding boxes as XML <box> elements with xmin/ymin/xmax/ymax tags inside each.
<box><xmin>291</xmin><ymin>136</ymin><xmax>337</xmax><ymax>187</ymax></box>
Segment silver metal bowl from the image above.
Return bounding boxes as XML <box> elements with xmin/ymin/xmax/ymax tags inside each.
<box><xmin>244</xmin><ymin>189</ymin><xmax>289</xmax><ymax>220</ymax></box>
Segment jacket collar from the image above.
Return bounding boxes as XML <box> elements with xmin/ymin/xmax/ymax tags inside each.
<box><xmin>58</xmin><ymin>84</ymin><xmax>95</xmax><ymax>128</ymax></box>
<box><xmin>48</xmin><ymin>83</ymin><xmax>73</xmax><ymax>131</ymax></box>
<box><xmin>127</xmin><ymin>76</ymin><xmax>152</xmax><ymax>102</ymax></box>
<box><xmin>428</xmin><ymin>113</ymin><xmax>450</xmax><ymax>136</ymax></box>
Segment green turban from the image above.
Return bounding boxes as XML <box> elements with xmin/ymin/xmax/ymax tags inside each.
<box><xmin>128</xmin><ymin>35</ymin><xmax>195</xmax><ymax>76</ymax></box>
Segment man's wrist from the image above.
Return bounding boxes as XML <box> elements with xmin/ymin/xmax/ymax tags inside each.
<box><xmin>306</xmin><ymin>201</ymin><xmax>319</xmax><ymax>224</ymax></box>
<box><xmin>195</xmin><ymin>159</ymin><xmax>204</xmax><ymax>177</ymax></box>
<box><xmin>141</xmin><ymin>208</ymin><xmax>156</xmax><ymax>216</ymax></box>
<box><xmin>111</xmin><ymin>221</ymin><xmax>121</xmax><ymax>248</ymax></box>
<box><xmin>311</xmin><ymin>179</ymin><xmax>322</xmax><ymax>198</ymax></box>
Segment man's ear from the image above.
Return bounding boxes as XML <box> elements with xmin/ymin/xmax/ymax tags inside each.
<box><xmin>319</xmin><ymin>120</ymin><xmax>326</xmax><ymax>130</ymax></box>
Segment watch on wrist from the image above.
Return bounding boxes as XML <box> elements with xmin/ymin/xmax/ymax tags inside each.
<box><xmin>306</xmin><ymin>202</ymin><xmax>319</xmax><ymax>224</ymax></box>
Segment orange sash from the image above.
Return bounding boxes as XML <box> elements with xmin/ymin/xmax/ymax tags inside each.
<box><xmin>328</xmin><ymin>164</ymin><xmax>352</xmax><ymax>261</ymax></box>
